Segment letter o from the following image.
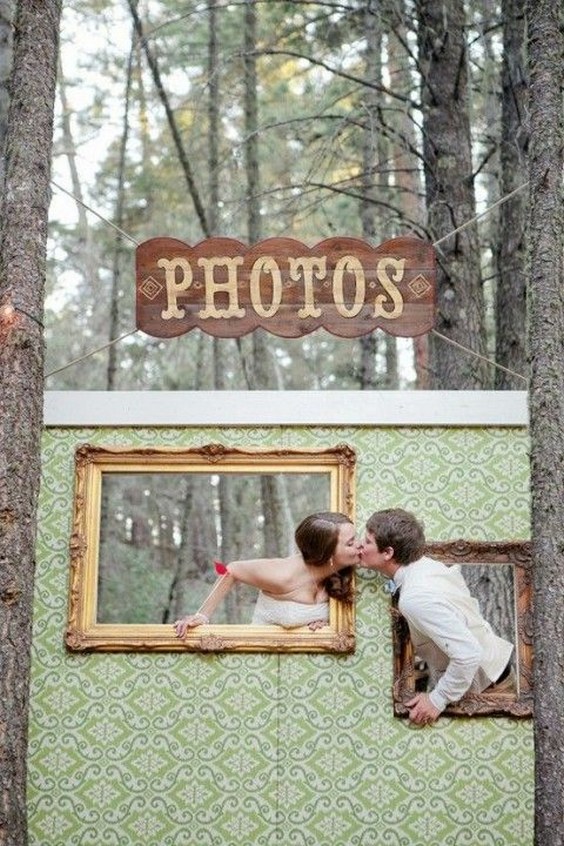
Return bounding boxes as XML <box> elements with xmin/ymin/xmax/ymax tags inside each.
<box><xmin>333</xmin><ymin>256</ymin><xmax>365</xmax><ymax>317</ymax></box>
<box><xmin>250</xmin><ymin>257</ymin><xmax>282</xmax><ymax>318</ymax></box>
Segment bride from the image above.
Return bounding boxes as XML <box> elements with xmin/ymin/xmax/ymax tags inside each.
<box><xmin>173</xmin><ymin>511</ymin><xmax>360</xmax><ymax>634</ymax></box>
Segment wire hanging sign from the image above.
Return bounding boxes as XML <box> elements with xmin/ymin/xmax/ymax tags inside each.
<box><xmin>44</xmin><ymin>179</ymin><xmax>530</xmax><ymax>380</ymax></box>
<box><xmin>135</xmin><ymin>235</ymin><xmax>436</xmax><ymax>340</ymax></box>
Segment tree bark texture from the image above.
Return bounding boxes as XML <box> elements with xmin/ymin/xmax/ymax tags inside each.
<box><xmin>496</xmin><ymin>0</ymin><xmax>529</xmax><ymax>388</ymax></box>
<box><xmin>107</xmin><ymin>34</ymin><xmax>134</xmax><ymax>390</ymax></box>
<box><xmin>244</xmin><ymin>0</ymin><xmax>260</xmax><ymax>244</ymax></box>
<box><xmin>388</xmin><ymin>7</ymin><xmax>429</xmax><ymax>388</ymax></box>
<box><xmin>360</xmin><ymin>0</ymin><xmax>380</xmax><ymax>244</ymax></box>
<box><xmin>359</xmin><ymin>0</ymin><xmax>381</xmax><ymax>389</ymax></box>
<box><xmin>526</xmin><ymin>2</ymin><xmax>564</xmax><ymax>844</ymax></box>
<box><xmin>207</xmin><ymin>0</ymin><xmax>220</xmax><ymax>235</ymax></box>
<box><xmin>0</xmin><ymin>0</ymin><xmax>14</xmax><ymax>195</ymax></box>
<box><xmin>0</xmin><ymin>3</ymin><xmax>61</xmax><ymax>844</ymax></box>
<box><xmin>416</xmin><ymin>0</ymin><xmax>487</xmax><ymax>388</ymax></box>
<box><xmin>475</xmin><ymin>0</ymin><xmax>501</xmax><ymax>265</ymax></box>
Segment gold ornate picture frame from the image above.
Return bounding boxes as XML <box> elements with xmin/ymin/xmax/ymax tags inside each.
<box><xmin>66</xmin><ymin>443</ymin><xmax>356</xmax><ymax>653</ymax></box>
<box><xmin>392</xmin><ymin>540</ymin><xmax>533</xmax><ymax>718</ymax></box>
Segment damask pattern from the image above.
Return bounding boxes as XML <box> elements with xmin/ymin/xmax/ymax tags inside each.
<box><xmin>29</xmin><ymin>424</ymin><xmax>533</xmax><ymax>845</ymax></box>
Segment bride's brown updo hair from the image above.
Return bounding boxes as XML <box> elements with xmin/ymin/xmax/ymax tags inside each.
<box><xmin>294</xmin><ymin>511</ymin><xmax>355</xmax><ymax>602</ymax></box>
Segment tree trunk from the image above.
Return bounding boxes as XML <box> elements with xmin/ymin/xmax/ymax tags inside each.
<box><xmin>0</xmin><ymin>3</ymin><xmax>61</xmax><ymax>843</ymax></box>
<box><xmin>527</xmin><ymin>2</ymin><xmax>564</xmax><ymax>843</ymax></box>
<box><xmin>359</xmin><ymin>0</ymin><xmax>382</xmax><ymax>389</ymax></box>
<box><xmin>384</xmin><ymin>336</ymin><xmax>398</xmax><ymax>389</ymax></box>
<box><xmin>57</xmin><ymin>60</ymin><xmax>89</xmax><ymax>236</ymax></box>
<box><xmin>107</xmin><ymin>34</ymin><xmax>135</xmax><ymax>390</ymax></box>
<box><xmin>242</xmin><ymin>0</ymin><xmax>277</xmax><ymax>391</ymax></box>
<box><xmin>388</xmin><ymin>8</ymin><xmax>429</xmax><ymax>388</ymax></box>
<box><xmin>243</xmin><ymin>0</ymin><xmax>272</xmax><ymax>387</ymax></box>
<box><xmin>496</xmin><ymin>0</ymin><xmax>529</xmax><ymax>388</ymax></box>
<box><xmin>56</xmin><ymin>59</ymin><xmax>101</xmax><ymax>344</ymax></box>
<box><xmin>416</xmin><ymin>0</ymin><xmax>487</xmax><ymax>388</ymax></box>
<box><xmin>475</xmin><ymin>0</ymin><xmax>501</xmax><ymax>272</ymax></box>
<box><xmin>242</xmin><ymin>0</ymin><xmax>293</xmax><ymax>550</ymax></box>
<box><xmin>208</xmin><ymin>1</ymin><xmax>233</xmax><ymax>396</ymax></box>
<box><xmin>360</xmin><ymin>334</ymin><xmax>378</xmax><ymax>390</ymax></box>
<box><xmin>244</xmin><ymin>0</ymin><xmax>260</xmax><ymax>245</ymax></box>
<box><xmin>461</xmin><ymin>564</ymin><xmax>515</xmax><ymax>646</ymax></box>
<box><xmin>359</xmin><ymin>2</ymin><xmax>378</xmax><ymax>246</ymax></box>
<box><xmin>0</xmin><ymin>0</ymin><xmax>14</xmax><ymax>195</ymax></box>
<box><xmin>208</xmin><ymin>0</ymin><xmax>220</xmax><ymax>235</ymax></box>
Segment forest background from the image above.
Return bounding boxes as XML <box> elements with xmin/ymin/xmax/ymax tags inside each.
<box><xmin>0</xmin><ymin>1</ymin><xmax>563</xmax><ymax>845</ymax></box>
<box><xmin>44</xmin><ymin>0</ymin><xmax>529</xmax><ymax>393</ymax></box>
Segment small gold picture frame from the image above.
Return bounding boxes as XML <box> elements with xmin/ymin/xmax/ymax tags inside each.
<box><xmin>391</xmin><ymin>540</ymin><xmax>533</xmax><ymax>718</ymax></box>
<box><xmin>66</xmin><ymin>443</ymin><xmax>356</xmax><ymax>653</ymax></box>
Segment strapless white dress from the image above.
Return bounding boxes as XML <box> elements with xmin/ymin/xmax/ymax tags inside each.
<box><xmin>251</xmin><ymin>591</ymin><xmax>329</xmax><ymax>627</ymax></box>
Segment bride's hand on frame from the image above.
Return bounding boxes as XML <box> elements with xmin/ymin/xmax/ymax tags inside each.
<box><xmin>173</xmin><ymin>613</ymin><xmax>209</xmax><ymax>638</ymax></box>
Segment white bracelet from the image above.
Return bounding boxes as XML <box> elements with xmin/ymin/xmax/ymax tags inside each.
<box><xmin>195</xmin><ymin>612</ymin><xmax>209</xmax><ymax>623</ymax></box>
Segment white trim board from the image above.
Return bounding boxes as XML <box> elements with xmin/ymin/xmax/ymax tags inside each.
<box><xmin>43</xmin><ymin>391</ymin><xmax>529</xmax><ymax>427</ymax></box>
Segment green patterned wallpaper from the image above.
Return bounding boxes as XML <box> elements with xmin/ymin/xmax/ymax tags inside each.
<box><xmin>30</xmin><ymin>424</ymin><xmax>533</xmax><ymax>846</ymax></box>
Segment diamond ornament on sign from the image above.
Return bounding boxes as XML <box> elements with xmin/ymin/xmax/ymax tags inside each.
<box><xmin>408</xmin><ymin>273</ymin><xmax>432</xmax><ymax>298</ymax></box>
<box><xmin>140</xmin><ymin>276</ymin><xmax>163</xmax><ymax>301</ymax></box>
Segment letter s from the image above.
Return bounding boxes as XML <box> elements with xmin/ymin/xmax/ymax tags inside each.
<box><xmin>374</xmin><ymin>257</ymin><xmax>405</xmax><ymax>319</ymax></box>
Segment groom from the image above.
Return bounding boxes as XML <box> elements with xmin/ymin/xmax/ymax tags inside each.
<box><xmin>359</xmin><ymin>508</ymin><xmax>514</xmax><ymax>725</ymax></box>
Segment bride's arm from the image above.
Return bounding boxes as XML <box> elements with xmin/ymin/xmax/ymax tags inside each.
<box><xmin>174</xmin><ymin>572</ymin><xmax>236</xmax><ymax>637</ymax></box>
<box><xmin>174</xmin><ymin>556</ymin><xmax>285</xmax><ymax>637</ymax></box>
<box><xmin>227</xmin><ymin>557</ymin><xmax>284</xmax><ymax>591</ymax></box>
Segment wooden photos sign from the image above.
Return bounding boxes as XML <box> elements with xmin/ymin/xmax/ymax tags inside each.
<box><xmin>135</xmin><ymin>235</ymin><xmax>436</xmax><ymax>339</ymax></box>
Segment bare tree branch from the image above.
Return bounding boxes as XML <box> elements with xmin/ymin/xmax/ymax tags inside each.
<box><xmin>125</xmin><ymin>0</ymin><xmax>210</xmax><ymax>236</ymax></box>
